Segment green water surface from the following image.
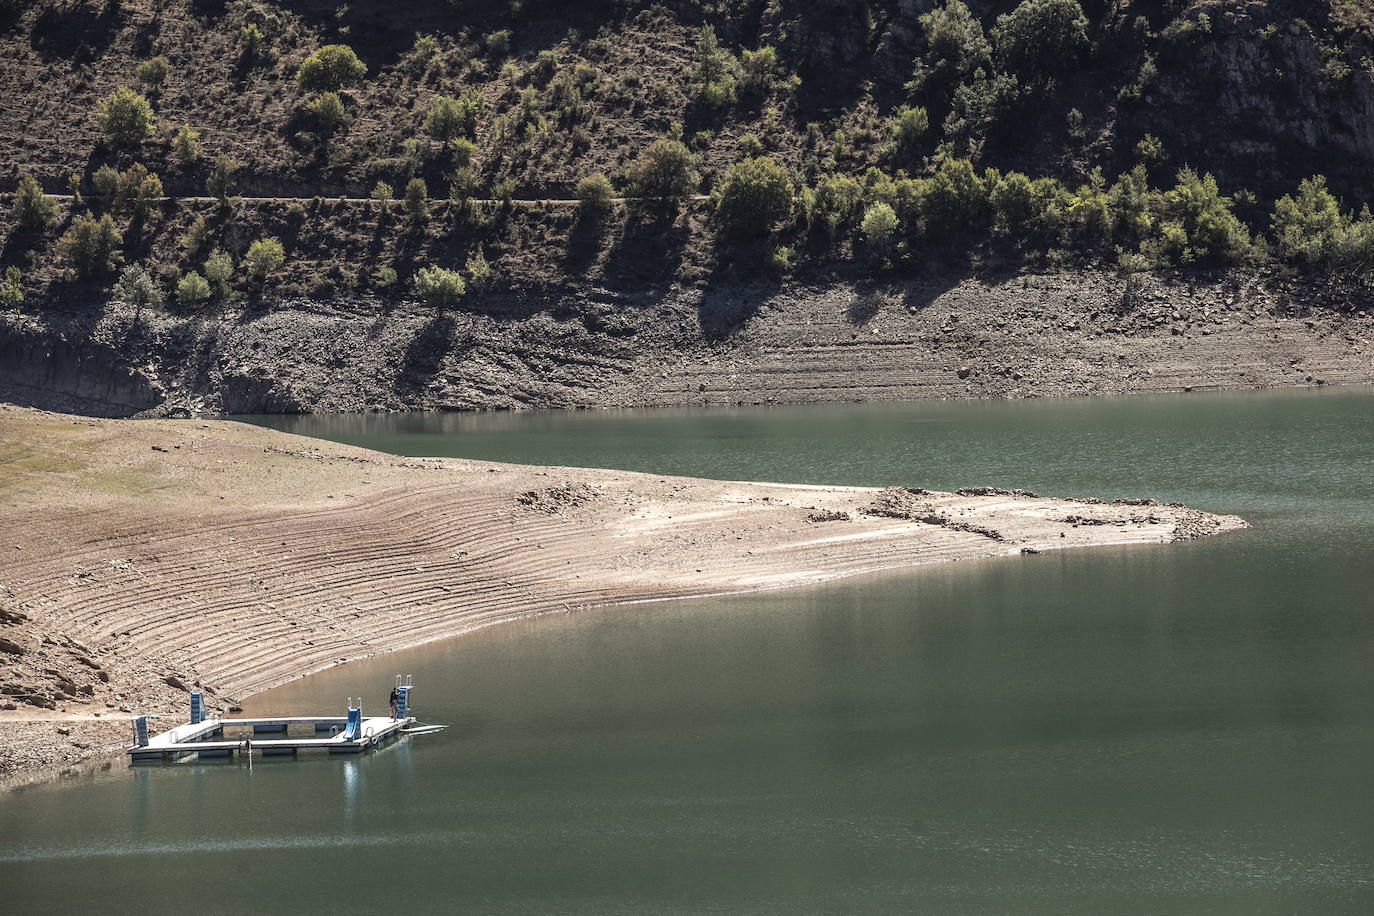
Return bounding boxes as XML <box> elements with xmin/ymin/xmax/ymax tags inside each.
<box><xmin>2</xmin><ymin>388</ymin><xmax>1372</xmax><ymax>914</ymax></box>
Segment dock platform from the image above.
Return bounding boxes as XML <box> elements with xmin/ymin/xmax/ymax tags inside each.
<box><xmin>128</xmin><ymin>679</ymin><xmax>421</xmax><ymax>763</ymax></box>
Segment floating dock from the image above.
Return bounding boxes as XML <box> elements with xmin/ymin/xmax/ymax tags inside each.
<box><xmin>129</xmin><ymin>678</ymin><xmax>420</xmax><ymax>763</ymax></box>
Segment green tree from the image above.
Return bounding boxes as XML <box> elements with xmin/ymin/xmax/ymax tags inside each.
<box><xmin>576</xmin><ymin>173</ymin><xmax>615</xmax><ymax>215</ymax></box>
<box><xmin>715</xmin><ymin>156</ymin><xmax>794</xmax><ymax>237</ymax></box>
<box><xmin>135</xmin><ymin>56</ymin><xmax>170</xmax><ymax>92</ymax></box>
<box><xmin>206</xmin><ymin>157</ymin><xmax>238</xmax><ymax>204</ymax></box>
<box><xmin>738</xmin><ymin>46</ymin><xmax>779</xmax><ymax>95</ymax></box>
<box><xmin>171</xmin><ymin>125</ymin><xmax>201</xmax><ymax>165</ymax></box>
<box><xmin>403</xmin><ymin>178</ymin><xmax>429</xmax><ymax>220</ymax></box>
<box><xmin>112</xmin><ymin>263</ymin><xmax>165</xmax><ymax>320</ymax></box>
<box><xmin>921</xmin><ymin>156</ymin><xmax>991</xmax><ymax>236</ymax></box>
<box><xmin>58</xmin><ymin>213</ymin><xmax>123</xmax><ymax>278</ymax></box>
<box><xmin>1272</xmin><ymin>176</ymin><xmax>1345</xmax><ymax>265</ymax></box>
<box><xmin>810</xmin><ymin>174</ymin><xmax>864</xmax><ymax>237</ymax></box>
<box><xmin>1166</xmin><ymin>168</ymin><xmax>1251</xmax><ymax>264</ymax></box>
<box><xmin>861</xmin><ymin>202</ymin><xmax>900</xmax><ymax>257</ymax></box>
<box><xmin>0</xmin><ymin>267</ymin><xmax>23</xmax><ymax>310</ymax></box>
<box><xmin>412</xmin><ymin>266</ymin><xmax>465</xmax><ymax>310</ymax></box>
<box><xmin>204</xmin><ymin>249</ymin><xmax>234</xmax><ymax>298</ymax></box>
<box><xmin>425</xmin><ymin>93</ymin><xmax>481</xmax><ymax>144</ymax></box>
<box><xmin>371</xmin><ymin>181</ymin><xmax>394</xmax><ymax>216</ymax></box>
<box><xmin>991</xmin><ymin>0</ymin><xmax>1090</xmax><ymax>78</ymax></box>
<box><xmin>92</xmin><ymin>165</ymin><xmax>121</xmax><ymax>209</ymax></box>
<box><xmin>119</xmin><ymin>163</ymin><xmax>163</xmax><ymax>222</ymax></box>
<box><xmin>97</xmin><ymin>87</ymin><xmax>155</xmax><ymax>146</ymax></box>
<box><xmin>889</xmin><ymin>106</ymin><xmax>929</xmax><ymax>160</ymax></box>
<box><xmin>625</xmin><ymin>139</ymin><xmax>699</xmax><ymax>210</ymax></box>
<box><xmin>176</xmin><ymin>271</ymin><xmax>211</xmax><ymax>305</ymax></box>
<box><xmin>297</xmin><ymin>44</ymin><xmax>366</xmax><ymax>93</ymax></box>
<box><xmin>910</xmin><ymin>0</ymin><xmax>993</xmax><ymax>95</ymax></box>
<box><xmin>243</xmin><ymin>237</ymin><xmax>285</xmax><ymax>278</ymax></box>
<box><xmin>694</xmin><ymin>26</ymin><xmax>737</xmax><ymax>107</ymax></box>
<box><xmin>12</xmin><ymin>174</ymin><xmax>57</xmax><ymax>231</ymax></box>
<box><xmin>465</xmin><ymin>250</ymin><xmax>492</xmax><ymax>293</ymax></box>
<box><xmin>305</xmin><ymin>91</ymin><xmax>349</xmax><ymax>134</ymax></box>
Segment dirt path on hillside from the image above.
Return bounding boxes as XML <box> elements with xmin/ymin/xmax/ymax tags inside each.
<box><xmin>0</xmin><ymin>406</ymin><xmax>1246</xmax><ymax>788</ymax></box>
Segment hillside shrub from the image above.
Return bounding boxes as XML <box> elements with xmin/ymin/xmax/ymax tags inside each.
<box><xmin>135</xmin><ymin>56</ymin><xmax>169</xmax><ymax>91</ymax></box>
<box><xmin>297</xmin><ymin>45</ymin><xmax>366</xmax><ymax>92</ymax></box>
<box><xmin>305</xmin><ymin>91</ymin><xmax>349</xmax><ymax>134</ymax></box>
<box><xmin>810</xmin><ymin>174</ymin><xmax>864</xmax><ymax>237</ymax></box>
<box><xmin>425</xmin><ymin>93</ymin><xmax>481</xmax><ymax>144</ymax></box>
<box><xmin>403</xmin><ymin>178</ymin><xmax>429</xmax><ymax>220</ymax></box>
<box><xmin>244</xmin><ymin>237</ymin><xmax>285</xmax><ymax>278</ymax></box>
<box><xmin>465</xmin><ymin>250</ymin><xmax>492</xmax><ymax>293</ymax></box>
<box><xmin>97</xmin><ymin>87</ymin><xmax>155</xmax><ymax>146</ymax></box>
<box><xmin>171</xmin><ymin>125</ymin><xmax>201</xmax><ymax>165</ymax></box>
<box><xmin>576</xmin><ymin>172</ymin><xmax>615</xmax><ymax>214</ymax></box>
<box><xmin>12</xmin><ymin>174</ymin><xmax>57</xmax><ymax>230</ymax></box>
<box><xmin>58</xmin><ymin>213</ymin><xmax>123</xmax><ymax>277</ymax></box>
<box><xmin>176</xmin><ymin>271</ymin><xmax>211</xmax><ymax>305</ymax></box>
<box><xmin>412</xmin><ymin>266</ymin><xmax>465</xmax><ymax>309</ymax></box>
<box><xmin>1272</xmin><ymin>176</ymin><xmax>1344</xmax><ymax>265</ymax></box>
<box><xmin>203</xmin><ymin>249</ymin><xmax>234</xmax><ymax>298</ymax></box>
<box><xmin>625</xmin><ymin>139</ymin><xmax>698</xmax><ymax>208</ymax></box>
<box><xmin>862</xmin><ymin>202</ymin><xmax>900</xmax><ymax>254</ymax></box>
<box><xmin>694</xmin><ymin>26</ymin><xmax>737</xmax><ymax>107</ymax></box>
<box><xmin>112</xmin><ymin>263</ymin><xmax>165</xmax><ymax>316</ymax></box>
<box><xmin>206</xmin><ymin>157</ymin><xmax>238</xmax><ymax>204</ymax></box>
<box><xmin>371</xmin><ymin>181</ymin><xmax>394</xmax><ymax>215</ymax></box>
<box><xmin>0</xmin><ymin>267</ymin><xmax>23</xmax><ymax>310</ymax></box>
<box><xmin>715</xmin><ymin>156</ymin><xmax>794</xmax><ymax>237</ymax></box>
<box><xmin>991</xmin><ymin>0</ymin><xmax>1090</xmax><ymax>78</ymax></box>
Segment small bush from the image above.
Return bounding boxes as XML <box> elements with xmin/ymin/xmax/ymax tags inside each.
<box><xmin>766</xmin><ymin>244</ymin><xmax>793</xmax><ymax>276</ymax></box>
<box><xmin>412</xmin><ymin>265</ymin><xmax>465</xmax><ymax>309</ymax></box>
<box><xmin>176</xmin><ymin>271</ymin><xmax>211</xmax><ymax>305</ymax></box>
<box><xmin>97</xmin><ymin>87</ymin><xmax>155</xmax><ymax>146</ymax></box>
<box><xmin>126</xmin><ymin>166</ymin><xmax>164</xmax><ymax>222</ymax></box>
<box><xmin>240</xmin><ymin>24</ymin><xmax>267</xmax><ymax>60</ymax></box>
<box><xmin>112</xmin><ymin>263</ymin><xmax>165</xmax><ymax>315</ymax></box>
<box><xmin>297</xmin><ymin>45</ymin><xmax>366</xmax><ymax>93</ymax></box>
<box><xmin>135</xmin><ymin>56</ymin><xmax>170</xmax><ymax>91</ymax></box>
<box><xmin>59</xmin><ymin>213</ymin><xmax>124</xmax><ymax>278</ymax></box>
<box><xmin>243</xmin><ymin>237</ymin><xmax>285</xmax><ymax>278</ymax></box>
<box><xmin>738</xmin><ymin>46</ymin><xmax>779</xmax><ymax>95</ymax></box>
<box><xmin>12</xmin><ymin>174</ymin><xmax>57</xmax><ymax>231</ymax></box>
<box><xmin>485</xmin><ymin>29</ymin><xmax>512</xmax><ymax>59</ymax></box>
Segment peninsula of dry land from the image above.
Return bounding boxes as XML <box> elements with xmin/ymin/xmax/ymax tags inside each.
<box><xmin>0</xmin><ymin>404</ymin><xmax>1246</xmax><ymax>785</ymax></box>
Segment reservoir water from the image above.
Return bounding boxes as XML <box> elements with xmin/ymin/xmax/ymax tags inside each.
<box><xmin>3</xmin><ymin>389</ymin><xmax>1373</xmax><ymax>914</ymax></box>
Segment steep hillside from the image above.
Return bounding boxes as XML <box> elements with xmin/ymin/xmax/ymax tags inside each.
<box><xmin>1</xmin><ymin>1</ymin><xmax>1372</xmax><ymax>411</ymax></box>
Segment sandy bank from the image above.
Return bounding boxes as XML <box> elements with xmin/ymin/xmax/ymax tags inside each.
<box><xmin>0</xmin><ymin>405</ymin><xmax>1247</xmax><ymax>787</ymax></box>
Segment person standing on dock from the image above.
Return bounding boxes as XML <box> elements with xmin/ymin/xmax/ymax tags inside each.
<box><xmin>389</xmin><ymin>687</ymin><xmax>399</xmax><ymax>719</ymax></box>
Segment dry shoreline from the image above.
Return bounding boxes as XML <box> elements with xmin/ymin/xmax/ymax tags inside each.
<box><xmin>0</xmin><ymin>405</ymin><xmax>1247</xmax><ymax>790</ymax></box>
